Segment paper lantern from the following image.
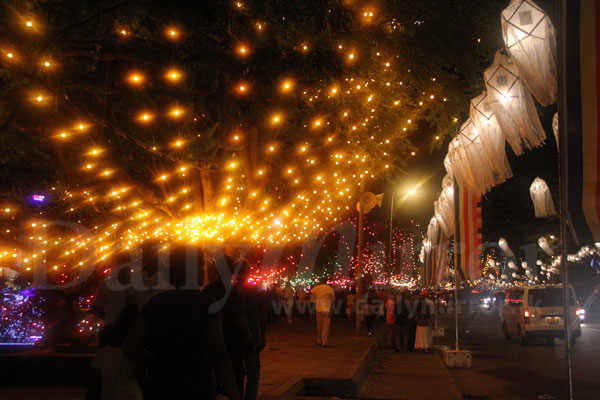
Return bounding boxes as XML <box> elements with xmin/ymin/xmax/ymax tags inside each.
<box><xmin>469</xmin><ymin>92</ymin><xmax>513</xmax><ymax>185</ymax></box>
<box><xmin>445</xmin><ymin>137</ymin><xmax>474</xmax><ymax>191</ymax></box>
<box><xmin>501</xmin><ymin>0</ymin><xmax>557</xmax><ymax>106</ymax></box>
<box><xmin>484</xmin><ymin>51</ymin><xmax>546</xmax><ymax>155</ymax></box>
<box><xmin>427</xmin><ymin>217</ymin><xmax>439</xmax><ymax>246</ymax></box>
<box><xmin>434</xmin><ymin>200</ymin><xmax>451</xmax><ymax>237</ymax></box>
<box><xmin>458</xmin><ymin>119</ymin><xmax>495</xmax><ymax>194</ymax></box>
<box><xmin>529</xmin><ymin>177</ymin><xmax>556</xmax><ymax>217</ymax></box>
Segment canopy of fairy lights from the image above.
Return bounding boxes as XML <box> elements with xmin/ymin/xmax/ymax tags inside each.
<box><xmin>0</xmin><ymin>1</ymin><xmax>467</xmax><ymax>275</ymax></box>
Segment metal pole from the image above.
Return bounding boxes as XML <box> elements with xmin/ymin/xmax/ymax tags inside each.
<box><xmin>355</xmin><ymin>189</ymin><xmax>365</xmax><ymax>337</ymax></box>
<box><xmin>558</xmin><ymin>1</ymin><xmax>573</xmax><ymax>398</ymax></box>
<box><xmin>454</xmin><ymin>271</ymin><xmax>459</xmax><ymax>351</ymax></box>
<box><xmin>388</xmin><ymin>193</ymin><xmax>394</xmax><ymax>284</ymax></box>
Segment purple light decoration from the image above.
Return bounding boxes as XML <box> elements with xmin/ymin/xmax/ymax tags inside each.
<box><xmin>32</xmin><ymin>194</ymin><xmax>45</xmax><ymax>202</ymax></box>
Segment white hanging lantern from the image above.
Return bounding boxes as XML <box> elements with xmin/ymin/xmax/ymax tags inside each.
<box><xmin>529</xmin><ymin>177</ymin><xmax>556</xmax><ymax>217</ymax></box>
<box><xmin>501</xmin><ymin>0</ymin><xmax>557</xmax><ymax>106</ymax></box>
<box><xmin>469</xmin><ymin>92</ymin><xmax>513</xmax><ymax>185</ymax></box>
<box><xmin>484</xmin><ymin>51</ymin><xmax>546</xmax><ymax>155</ymax></box>
<box><xmin>434</xmin><ymin>200</ymin><xmax>452</xmax><ymax>237</ymax></box>
<box><xmin>458</xmin><ymin>119</ymin><xmax>495</xmax><ymax>194</ymax></box>
<box><xmin>445</xmin><ymin>137</ymin><xmax>475</xmax><ymax>191</ymax></box>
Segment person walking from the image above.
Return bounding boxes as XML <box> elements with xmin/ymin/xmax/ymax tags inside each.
<box><xmin>346</xmin><ymin>289</ymin><xmax>355</xmax><ymax>320</ymax></box>
<box><xmin>203</xmin><ymin>255</ymin><xmax>253</xmax><ymax>399</ymax></box>
<box><xmin>125</xmin><ymin>245</ymin><xmax>240</xmax><ymax>400</ymax></box>
<box><xmin>414</xmin><ymin>292</ymin><xmax>433</xmax><ymax>353</ymax></box>
<box><xmin>236</xmin><ymin>259</ymin><xmax>267</xmax><ymax>400</ymax></box>
<box><xmin>310</xmin><ymin>278</ymin><xmax>335</xmax><ymax>346</ymax></box>
<box><xmin>385</xmin><ymin>292</ymin><xmax>399</xmax><ymax>349</ymax></box>
<box><xmin>407</xmin><ymin>294</ymin><xmax>417</xmax><ymax>352</ymax></box>
<box><xmin>395</xmin><ymin>291</ymin><xmax>410</xmax><ymax>353</ymax></box>
<box><xmin>283</xmin><ymin>282</ymin><xmax>295</xmax><ymax>324</ymax></box>
<box><xmin>297</xmin><ymin>286</ymin><xmax>307</xmax><ymax>315</ymax></box>
<box><xmin>365</xmin><ymin>289</ymin><xmax>378</xmax><ymax>337</ymax></box>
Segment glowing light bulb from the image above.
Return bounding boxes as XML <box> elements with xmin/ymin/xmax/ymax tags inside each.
<box><xmin>26</xmin><ymin>21</ymin><xmax>33</xmax><ymax>27</ymax></box>
<box><xmin>233</xmin><ymin>135</ymin><xmax>239</xmax><ymax>141</ymax></box>
<box><xmin>44</xmin><ymin>61</ymin><xmax>51</xmax><ymax>67</ymax></box>
<box><xmin>120</xmin><ymin>29</ymin><xmax>128</xmax><ymax>35</ymax></box>
<box><xmin>7</xmin><ymin>53</ymin><xmax>13</xmax><ymax>58</ymax></box>
<box><xmin>78</xmin><ymin>124</ymin><xmax>85</xmax><ymax>130</ymax></box>
<box><xmin>36</xmin><ymin>95</ymin><xmax>43</xmax><ymax>102</ymax></box>
<box><xmin>171</xmin><ymin>108</ymin><xmax>182</xmax><ymax>117</ymax></box>
<box><xmin>4</xmin><ymin>208</ymin><xmax>10</xmax><ymax>213</ymax></box>
<box><xmin>348</xmin><ymin>53</ymin><xmax>355</xmax><ymax>60</ymax></box>
<box><xmin>60</xmin><ymin>132</ymin><xmax>67</xmax><ymax>138</ymax></box>
<box><xmin>129</xmin><ymin>73</ymin><xmax>143</xmax><ymax>84</ymax></box>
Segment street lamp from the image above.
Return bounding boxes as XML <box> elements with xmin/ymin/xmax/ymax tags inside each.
<box><xmin>388</xmin><ymin>187</ymin><xmax>417</xmax><ymax>280</ymax></box>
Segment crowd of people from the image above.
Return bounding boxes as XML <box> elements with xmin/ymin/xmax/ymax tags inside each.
<box><xmin>85</xmin><ymin>242</ymin><xmax>440</xmax><ymax>400</ymax></box>
<box><xmin>87</xmin><ymin>243</ymin><xmax>266</xmax><ymax>400</ymax></box>
<box><xmin>262</xmin><ymin>281</ymin><xmax>439</xmax><ymax>352</ymax></box>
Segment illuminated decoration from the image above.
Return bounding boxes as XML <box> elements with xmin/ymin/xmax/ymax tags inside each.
<box><xmin>0</xmin><ymin>288</ymin><xmax>45</xmax><ymax>345</ymax></box>
<box><xmin>31</xmin><ymin>194</ymin><xmax>45</xmax><ymax>202</ymax></box>
<box><xmin>457</xmin><ymin>119</ymin><xmax>495</xmax><ymax>194</ymax></box>
<box><xmin>469</xmin><ymin>92</ymin><xmax>513</xmax><ymax>186</ymax></box>
<box><xmin>529</xmin><ymin>177</ymin><xmax>556</xmax><ymax>217</ymax></box>
<box><xmin>0</xmin><ymin>0</ymin><xmax>457</xmax><ymax>299</ymax></box>
<box><xmin>483</xmin><ymin>51</ymin><xmax>545</xmax><ymax>156</ymax></box>
<box><xmin>501</xmin><ymin>0</ymin><xmax>557</xmax><ymax>106</ymax></box>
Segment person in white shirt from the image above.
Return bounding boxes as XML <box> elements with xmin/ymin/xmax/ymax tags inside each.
<box><xmin>87</xmin><ymin>324</ymin><xmax>142</xmax><ymax>400</ymax></box>
<box><xmin>310</xmin><ymin>278</ymin><xmax>335</xmax><ymax>346</ymax></box>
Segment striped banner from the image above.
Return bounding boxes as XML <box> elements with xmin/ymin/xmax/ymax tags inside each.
<box><xmin>564</xmin><ymin>0</ymin><xmax>600</xmax><ymax>244</ymax></box>
<box><xmin>453</xmin><ymin>180</ymin><xmax>483</xmax><ymax>282</ymax></box>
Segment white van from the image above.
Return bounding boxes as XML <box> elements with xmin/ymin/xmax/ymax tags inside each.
<box><xmin>500</xmin><ymin>285</ymin><xmax>583</xmax><ymax>345</ymax></box>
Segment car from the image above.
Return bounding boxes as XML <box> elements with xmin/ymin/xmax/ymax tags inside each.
<box><xmin>500</xmin><ymin>284</ymin><xmax>582</xmax><ymax>345</ymax></box>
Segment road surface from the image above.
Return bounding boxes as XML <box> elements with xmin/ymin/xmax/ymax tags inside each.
<box><xmin>435</xmin><ymin>303</ymin><xmax>600</xmax><ymax>400</ymax></box>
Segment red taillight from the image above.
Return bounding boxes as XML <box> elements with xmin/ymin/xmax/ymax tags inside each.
<box><xmin>576</xmin><ymin>308</ymin><xmax>581</xmax><ymax>316</ymax></box>
<box><xmin>524</xmin><ymin>309</ymin><xmax>530</xmax><ymax>325</ymax></box>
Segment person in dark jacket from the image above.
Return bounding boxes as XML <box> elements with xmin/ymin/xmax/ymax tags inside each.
<box><xmin>395</xmin><ymin>291</ymin><xmax>411</xmax><ymax>353</ymax></box>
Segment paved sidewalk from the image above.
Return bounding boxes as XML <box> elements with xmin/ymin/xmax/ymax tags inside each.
<box><xmin>358</xmin><ymin>347</ymin><xmax>463</xmax><ymax>400</ymax></box>
<box><xmin>0</xmin><ymin>316</ymin><xmax>464</xmax><ymax>399</ymax></box>
<box><xmin>258</xmin><ymin>315</ymin><xmax>378</xmax><ymax>398</ymax></box>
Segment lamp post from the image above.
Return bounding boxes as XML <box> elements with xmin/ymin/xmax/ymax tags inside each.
<box><xmin>388</xmin><ymin>188</ymin><xmax>416</xmax><ymax>283</ymax></box>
